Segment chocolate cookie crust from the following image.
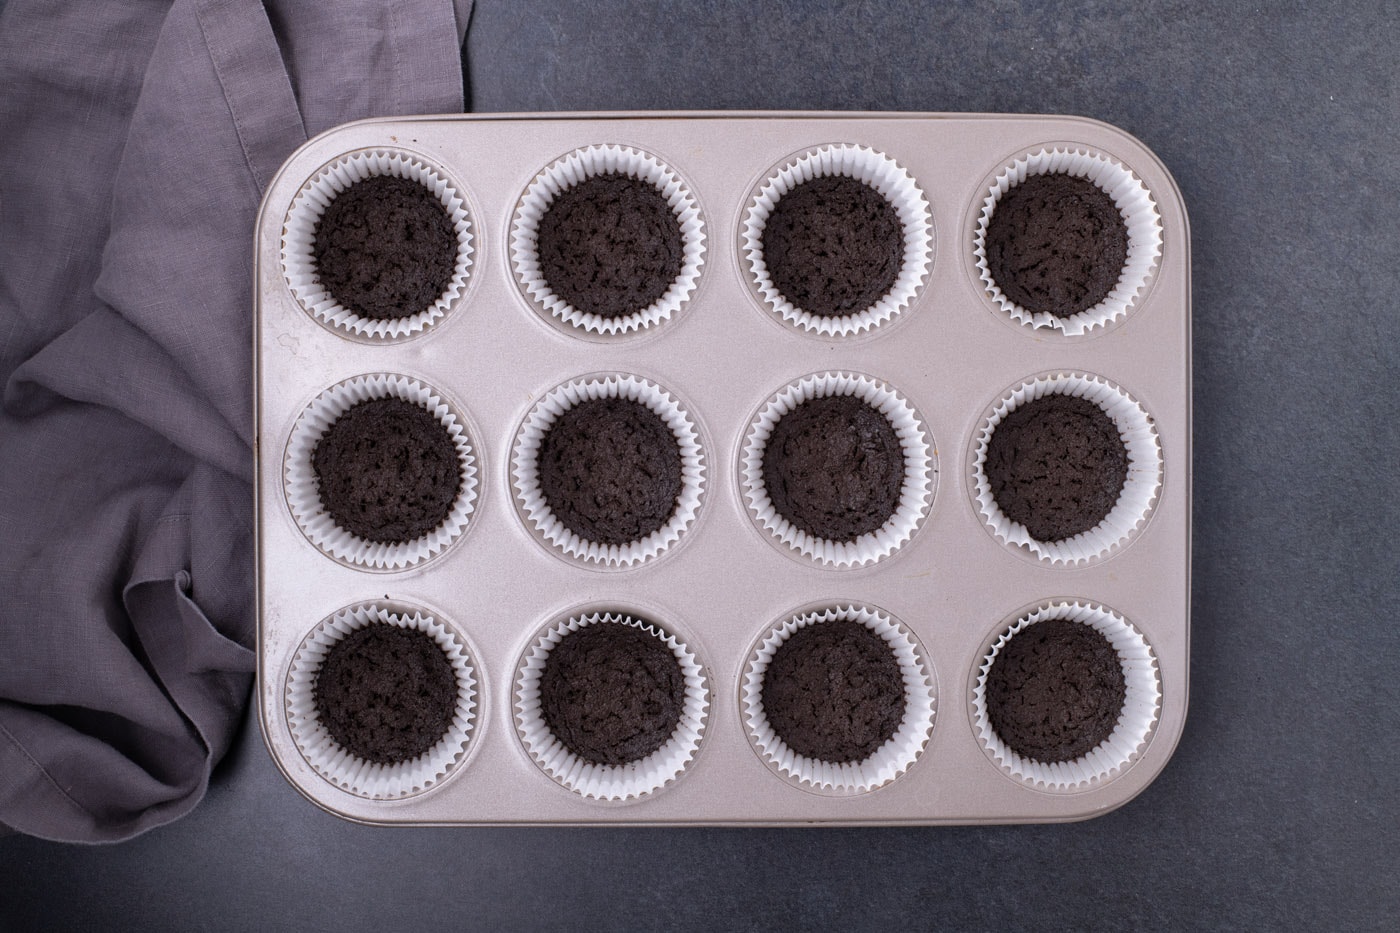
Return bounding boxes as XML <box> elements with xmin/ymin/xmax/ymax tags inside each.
<box><xmin>985</xmin><ymin>619</ymin><xmax>1126</xmax><ymax>763</ymax></box>
<box><xmin>537</xmin><ymin>397</ymin><xmax>683</xmax><ymax>546</ymax></box>
<box><xmin>984</xmin><ymin>394</ymin><xmax>1128</xmax><ymax>542</ymax></box>
<box><xmin>312</xmin><ymin>174</ymin><xmax>457</xmax><ymax>321</ymax></box>
<box><xmin>983</xmin><ymin>172</ymin><xmax>1128</xmax><ymax>317</ymax></box>
<box><xmin>761</xmin><ymin>620</ymin><xmax>906</xmax><ymax>763</ymax></box>
<box><xmin>535</xmin><ymin>173</ymin><xmax>684</xmax><ymax>318</ymax></box>
<box><xmin>538</xmin><ymin>622</ymin><xmax>684</xmax><ymax>766</ymax></box>
<box><xmin>313</xmin><ymin>624</ymin><xmax>459</xmax><ymax>765</ymax></box>
<box><xmin>761</xmin><ymin>174</ymin><xmax>903</xmax><ymax>316</ymax></box>
<box><xmin>312</xmin><ymin>397</ymin><xmax>462</xmax><ymax>544</ymax></box>
<box><xmin>762</xmin><ymin>395</ymin><xmax>904</xmax><ymax>542</ymax></box>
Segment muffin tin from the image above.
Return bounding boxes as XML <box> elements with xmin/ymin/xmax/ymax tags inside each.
<box><xmin>254</xmin><ymin>112</ymin><xmax>1190</xmax><ymax>825</ymax></box>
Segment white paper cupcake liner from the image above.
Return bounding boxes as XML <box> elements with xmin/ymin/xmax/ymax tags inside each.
<box><xmin>286</xmin><ymin>603</ymin><xmax>478</xmax><ymax>799</ymax></box>
<box><xmin>971</xmin><ymin>372</ymin><xmax>1161</xmax><ymax>565</ymax></box>
<box><xmin>512</xmin><ymin>373</ymin><xmax>705</xmax><ymax>568</ymax></box>
<box><xmin>281</xmin><ymin>148</ymin><xmax>475</xmax><ymax>340</ymax></box>
<box><xmin>973</xmin><ymin>147</ymin><xmax>1162</xmax><ymax>336</ymax></box>
<box><xmin>514</xmin><ymin>611</ymin><xmax>709</xmax><ymax>800</ymax></box>
<box><xmin>971</xmin><ymin>600</ymin><xmax>1160</xmax><ymax>791</ymax></box>
<box><xmin>741</xmin><ymin>144</ymin><xmax>933</xmax><ymax>337</ymax></box>
<box><xmin>741</xmin><ymin>372</ymin><xmax>934</xmax><ymax>568</ymax></box>
<box><xmin>284</xmin><ymin>373</ymin><xmax>479</xmax><ymax>570</ymax></box>
<box><xmin>510</xmin><ymin>144</ymin><xmax>705</xmax><ymax>336</ymax></box>
<box><xmin>742</xmin><ymin>604</ymin><xmax>935</xmax><ymax>794</ymax></box>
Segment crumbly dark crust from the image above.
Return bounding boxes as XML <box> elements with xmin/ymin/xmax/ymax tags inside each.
<box><xmin>313</xmin><ymin>624</ymin><xmax>459</xmax><ymax>765</ymax></box>
<box><xmin>535</xmin><ymin>173</ymin><xmax>684</xmax><ymax>318</ymax></box>
<box><xmin>312</xmin><ymin>397</ymin><xmax>462</xmax><ymax>544</ymax></box>
<box><xmin>760</xmin><ymin>619</ymin><xmax>906</xmax><ymax>763</ymax></box>
<box><xmin>761</xmin><ymin>394</ymin><xmax>904</xmax><ymax>542</ymax></box>
<box><xmin>536</xmin><ymin>397</ymin><xmax>683</xmax><ymax>546</ymax></box>
<box><xmin>312</xmin><ymin>174</ymin><xmax>457</xmax><ymax>321</ymax></box>
<box><xmin>984</xmin><ymin>618</ymin><xmax>1126</xmax><ymax>763</ymax></box>
<box><xmin>538</xmin><ymin>622</ymin><xmax>685</xmax><ymax>766</ymax></box>
<box><xmin>983</xmin><ymin>172</ymin><xmax>1128</xmax><ymax>317</ymax></box>
<box><xmin>761</xmin><ymin>174</ymin><xmax>904</xmax><ymax>316</ymax></box>
<box><xmin>984</xmin><ymin>394</ymin><xmax>1128</xmax><ymax>542</ymax></box>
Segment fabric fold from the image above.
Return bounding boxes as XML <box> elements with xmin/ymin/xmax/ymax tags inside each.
<box><xmin>0</xmin><ymin>0</ymin><xmax>468</xmax><ymax>842</ymax></box>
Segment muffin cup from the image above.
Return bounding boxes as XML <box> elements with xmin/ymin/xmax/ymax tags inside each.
<box><xmin>512</xmin><ymin>373</ymin><xmax>705</xmax><ymax>568</ymax></box>
<box><xmin>971</xmin><ymin>372</ymin><xmax>1161</xmax><ymax>566</ymax></box>
<box><xmin>285</xmin><ymin>602</ymin><xmax>478</xmax><ymax>799</ymax></box>
<box><xmin>741</xmin><ymin>603</ymin><xmax>935</xmax><ymax>794</ymax></box>
<box><xmin>741</xmin><ymin>144</ymin><xmax>933</xmax><ymax>337</ymax></box>
<box><xmin>973</xmin><ymin>146</ymin><xmax>1162</xmax><ymax>336</ymax></box>
<box><xmin>281</xmin><ymin>148</ymin><xmax>475</xmax><ymax>341</ymax></box>
<box><xmin>741</xmin><ymin>371</ymin><xmax>934</xmax><ymax>568</ymax></box>
<box><xmin>514</xmin><ymin>610</ymin><xmax>709</xmax><ymax>800</ymax></box>
<box><xmin>284</xmin><ymin>373</ymin><xmax>479</xmax><ymax>571</ymax></box>
<box><xmin>971</xmin><ymin>600</ymin><xmax>1160</xmax><ymax>791</ymax></box>
<box><xmin>510</xmin><ymin>144</ymin><xmax>705</xmax><ymax>336</ymax></box>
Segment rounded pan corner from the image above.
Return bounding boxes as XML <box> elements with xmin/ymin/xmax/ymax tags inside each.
<box><xmin>254</xmin><ymin>115</ymin><xmax>416</xmax><ymax>231</ymax></box>
<box><xmin>1045</xmin><ymin>112</ymin><xmax>1190</xmax><ymax>233</ymax></box>
<box><xmin>1051</xmin><ymin>686</ymin><xmax>1192</xmax><ymax>825</ymax></box>
<box><xmin>255</xmin><ymin>697</ymin><xmax>386</xmax><ymax>827</ymax></box>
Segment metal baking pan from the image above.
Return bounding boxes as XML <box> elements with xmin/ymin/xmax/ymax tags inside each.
<box><xmin>254</xmin><ymin>111</ymin><xmax>1190</xmax><ymax>824</ymax></box>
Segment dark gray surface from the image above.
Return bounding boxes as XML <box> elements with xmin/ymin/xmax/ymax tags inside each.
<box><xmin>3</xmin><ymin>0</ymin><xmax>1398</xmax><ymax>928</ymax></box>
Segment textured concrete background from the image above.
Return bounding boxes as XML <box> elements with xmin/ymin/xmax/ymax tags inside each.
<box><xmin>3</xmin><ymin>1</ymin><xmax>1398</xmax><ymax>928</ymax></box>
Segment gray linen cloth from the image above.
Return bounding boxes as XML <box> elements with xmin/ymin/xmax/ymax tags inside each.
<box><xmin>0</xmin><ymin>0</ymin><xmax>472</xmax><ymax>842</ymax></box>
